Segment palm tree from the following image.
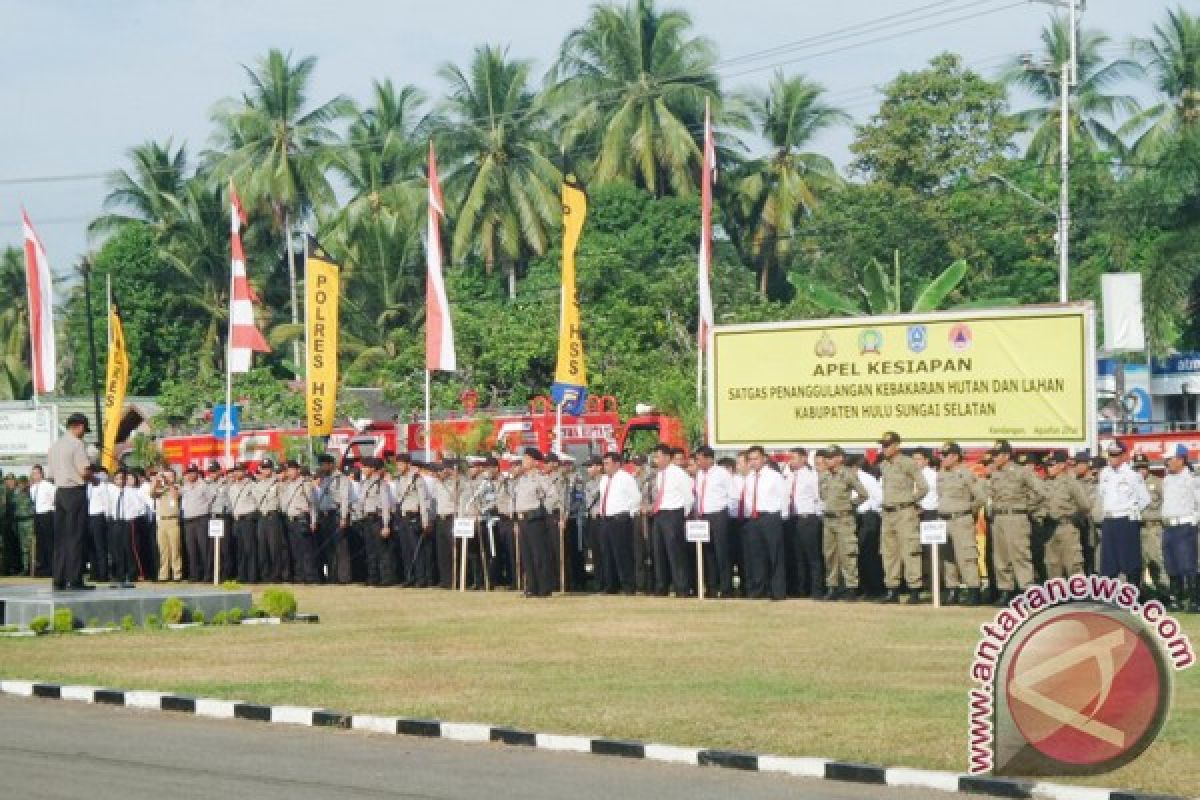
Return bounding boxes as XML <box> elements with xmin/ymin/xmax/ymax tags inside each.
<box><xmin>326</xmin><ymin>80</ymin><xmax>430</xmax><ymax>327</ymax></box>
<box><xmin>89</xmin><ymin>139</ymin><xmax>188</xmax><ymax>237</ymax></box>
<box><xmin>439</xmin><ymin>44</ymin><xmax>561</xmax><ymax>298</ymax></box>
<box><xmin>549</xmin><ymin>0</ymin><xmax>719</xmax><ymax>197</ymax></box>
<box><xmin>1006</xmin><ymin>17</ymin><xmax>1141</xmax><ymax>164</ymax></box>
<box><xmin>730</xmin><ymin>72</ymin><xmax>847</xmax><ymax>297</ymax></box>
<box><xmin>795</xmin><ymin>258</ymin><xmax>1015</xmax><ymax>316</ymax></box>
<box><xmin>0</xmin><ymin>247</ymin><xmax>31</xmax><ymax>399</ymax></box>
<box><xmin>1124</xmin><ymin>6</ymin><xmax>1200</xmax><ymax>158</ymax></box>
<box><xmin>210</xmin><ymin>49</ymin><xmax>353</xmax><ymax>370</ymax></box>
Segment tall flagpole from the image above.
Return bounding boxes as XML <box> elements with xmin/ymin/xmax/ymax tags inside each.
<box><xmin>302</xmin><ymin>232</ymin><xmax>315</xmax><ymax>465</ymax></box>
<box><xmin>424</xmin><ymin>370</ymin><xmax>431</xmax><ymax>462</ymax></box>
<box><xmin>696</xmin><ymin>98</ymin><xmax>716</xmax><ymax>440</ymax></box>
<box><xmin>224</xmin><ymin>195</ymin><xmax>236</xmax><ymax>470</ymax></box>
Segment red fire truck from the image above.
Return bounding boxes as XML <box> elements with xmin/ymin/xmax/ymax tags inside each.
<box><xmin>158</xmin><ymin>394</ymin><xmax>687</xmax><ymax>471</ymax></box>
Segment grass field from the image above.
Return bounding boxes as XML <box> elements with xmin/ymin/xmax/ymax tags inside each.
<box><xmin>1</xmin><ymin>580</ymin><xmax>1197</xmax><ymax>796</ymax></box>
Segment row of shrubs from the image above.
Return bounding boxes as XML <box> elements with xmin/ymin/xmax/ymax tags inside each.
<box><xmin>25</xmin><ymin>588</ymin><xmax>298</xmax><ymax>634</ymax></box>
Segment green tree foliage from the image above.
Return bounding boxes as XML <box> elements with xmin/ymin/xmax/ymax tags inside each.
<box><xmin>0</xmin><ymin>247</ymin><xmax>31</xmax><ymax>400</ymax></box>
<box><xmin>850</xmin><ymin>53</ymin><xmax>1018</xmax><ymax>191</ymax></box>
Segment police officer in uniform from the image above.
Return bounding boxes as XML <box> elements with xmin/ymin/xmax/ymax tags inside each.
<box><xmin>391</xmin><ymin>454</ymin><xmax>431</xmax><ymax>587</ymax></box>
<box><xmin>542</xmin><ymin>453</ymin><xmax>571</xmax><ymax>591</ymax></box>
<box><xmin>985</xmin><ymin>440</ymin><xmax>1042</xmax><ymax>605</ymax></box>
<box><xmin>280</xmin><ymin>460</ymin><xmax>318</xmax><ymax>583</ymax></box>
<box><xmin>878</xmin><ymin>431</ymin><xmax>929</xmax><ymax>604</ymax></box>
<box><xmin>1097</xmin><ymin>442</ymin><xmax>1151</xmax><ymax>581</ymax></box>
<box><xmin>937</xmin><ymin>442</ymin><xmax>984</xmax><ymax>605</ymax></box>
<box><xmin>1135</xmin><ymin>453</ymin><xmax>1168</xmax><ymax>597</ymax></box>
<box><xmin>818</xmin><ymin>445</ymin><xmax>867</xmax><ymax>601</ymax></box>
<box><xmin>431</xmin><ymin>461</ymin><xmax>462</xmax><ymax>589</ymax></box>
<box><xmin>207</xmin><ymin>463</ymin><xmax>235</xmax><ymax>582</ymax></box>
<box><xmin>1036</xmin><ymin>452</ymin><xmax>1092</xmax><ymax>579</ymax></box>
<box><xmin>180</xmin><ymin>464</ymin><xmax>215</xmax><ymax>582</ymax></box>
<box><xmin>492</xmin><ymin>462</ymin><xmax>517</xmax><ymax>588</ymax></box>
<box><xmin>251</xmin><ymin>460</ymin><xmax>287</xmax><ymax>582</ymax></box>
<box><xmin>1161</xmin><ymin>445</ymin><xmax>1200</xmax><ymax>612</ymax></box>
<box><xmin>356</xmin><ymin>457</ymin><xmax>395</xmax><ymax>586</ymax></box>
<box><xmin>514</xmin><ymin>448</ymin><xmax>554</xmax><ymax>597</ymax></box>
<box><xmin>228</xmin><ymin>464</ymin><xmax>259</xmax><ymax>583</ymax></box>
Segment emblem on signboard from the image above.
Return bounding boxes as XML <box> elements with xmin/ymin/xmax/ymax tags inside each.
<box><xmin>859</xmin><ymin>329</ymin><xmax>883</xmax><ymax>355</ymax></box>
<box><xmin>907</xmin><ymin>325</ymin><xmax>928</xmax><ymax>353</ymax></box>
<box><xmin>815</xmin><ymin>332</ymin><xmax>837</xmax><ymax>358</ymax></box>
<box><xmin>949</xmin><ymin>323</ymin><xmax>973</xmax><ymax>351</ymax></box>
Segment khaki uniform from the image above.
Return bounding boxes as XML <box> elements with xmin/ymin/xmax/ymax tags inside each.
<box><xmin>938</xmin><ymin>466</ymin><xmax>984</xmax><ymax>588</ymax></box>
<box><xmin>987</xmin><ymin>463</ymin><xmax>1043</xmax><ymax>590</ymax></box>
<box><xmin>819</xmin><ymin>466</ymin><xmax>867</xmax><ymax>589</ymax></box>
<box><xmin>1140</xmin><ymin>472</ymin><xmax>1165</xmax><ymax>583</ymax></box>
<box><xmin>14</xmin><ymin>488</ymin><xmax>34</xmax><ymax>575</ymax></box>
<box><xmin>154</xmin><ymin>484</ymin><xmax>184</xmax><ymax>581</ymax></box>
<box><xmin>880</xmin><ymin>454</ymin><xmax>929</xmax><ymax>589</ymax></box>
<box><xmin>1037</xmin><ymin>473</ymin><xmax>1091</xmax><ymax>578</ymax></box>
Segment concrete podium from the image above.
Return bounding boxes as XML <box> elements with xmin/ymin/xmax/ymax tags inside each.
<box><xmin>0</xmin><ymin>584</ymin><xmax>253</xmax><ymax>629</ymax></box>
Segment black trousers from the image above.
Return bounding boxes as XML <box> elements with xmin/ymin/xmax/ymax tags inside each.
<box><xmin>435</xmin><ymin>515</ymin><xmax>455</xmax><ymax>589</ymax></box>
<box><xmin>1101</xmin><ymin>517</ymin><xmax>1142</xmax><ymax>581</ymax></box>
<box><xmin>595</xmin><ymin>516</ymin><xmax>617</xmax><ymax>592</ymax></box>
<box><xmin>34</xmin><ymin>511</ymin><xmax>55</xmax><ymax>578</ymax></box>
<box><xmin>518</xmin><ymin>513</ymin><xmax>554</xmax><ymax>597</ymax></box>
<box><xmin>651</xmin><ymin>509</ymin><xmax>689</xmax><ymax>596</ymax></box>
<box><xmin>88</xmin><ymin>513</ymin><xmax>109</xmax><ymax>582</ymax></box>
<box><xmin>234</xmin><ymin>514</ymin><xmax>258</xmax><ymax>583</ymax></box>
<box><xmin>634</xmin><ymin>513</ymin><xmax>652</xmax><ymax>593</ymax></box>
<box><xmin>330</xmin><ymin>518</ymin><xmax>355</xmax><ymax>584</ymax></box>
<box><xmin>107</xmin><ymin>519</ymin><xmax>135</xmax><ymax>583</ymax></box>
<box><xmin>602</xmin><ymin>513</ymin><xmax>637</xmax><ymax>594</ymax></box>
<box><xmin>362</xmin><ymin>514</ymin><xmax>395</xmax><ymax>586</ymax></box>
<box><xmin>184</xmin><ymin>516</ymin><xmax>210</xmax><ymax>582</ymax></box>
<box><xmin>394</xmin><ymin>514</ymin><xmax>421</xmax><ymax>585</ymax></box>
<box><xmin>315</xmin><ymin>511</ymin><xmax>339</xmax><ymax>583</ymax></box>
<box><xmin>744</xmin><ymin>512</ymin><xmax>786</xmax><ymax>600</ymax></box>
<box><xmin>288</xmin><ymin>515</ymin><xmax>318</xmax><ymax>584</ymax></box>
<box><xmin>412</xmin><ymin>523</ymin><xmax>436</xmax><ymax>588</ymax></box>
<box><xmin>215</xmin><ymin>515</ymin><xmax>236</xmax><ymax>582</ymax></box>
<box><xmin>256</xmin><ymin>512</ymin><xmax>285</xmax><ymax>582</ymax></box>
<box><xmin>856</xmin><ymin>512</ymin><xmax>884</xmax><ymax>596</ymax></box>
<box><xmin>490</xmin><ymin>515</ymin><xmax>517</xmax><ymax>588</ymax></box>
<box><xmin>791</xmin><ymin>514</ymin><xmax>824</xmax><ymax>597</ymax></box>
<box><xmin>702</xmin><ymin>511</ymin><xmax>734</xmax><ymax>597</ymax></box>
<box><xmin>51</xmin><ymin>487</ymin><xmax>85</xmax><ymax>587</ymax></box>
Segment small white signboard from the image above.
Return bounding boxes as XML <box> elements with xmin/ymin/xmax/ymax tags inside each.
<box><xmin>453</xmin><ymin>518</ymin><xmax>477</xmax><ymax>539</ymax></box>
<box><xmin>208</xmin><ymin>519</ymin><xmax>226</xmax><ymax>539</ymax></box>
<box><xmin>685</xmin><ymin>520</ymin><xmax>711</xmax><ymax>544</ymax></box>
<box><xmin>919</xmin><ymin>520</ymin><xmax>948</xmax><ymax>545</ymax></box>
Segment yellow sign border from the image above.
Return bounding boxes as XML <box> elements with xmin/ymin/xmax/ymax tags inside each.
<box><xmin>706</xmin><ymin>304</ymin><xmax>1097</xmax><ymax>449</ymax></box>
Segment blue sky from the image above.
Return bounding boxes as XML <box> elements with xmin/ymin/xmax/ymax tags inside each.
<box><xmin>0</xmin><ymin>0</ymin><xmax>1179</xmax><ymax>280</ymax></box>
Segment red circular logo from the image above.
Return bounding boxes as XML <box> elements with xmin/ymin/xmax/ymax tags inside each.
<box><xmin>1004</xmin><ymin>609</ymin><xmax>1168</xmax><ymax>770</ymax></box>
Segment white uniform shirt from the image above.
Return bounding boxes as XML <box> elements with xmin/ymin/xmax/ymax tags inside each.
<box><xmin>106</xmin><ymin>484</ymin><xmax>145</xmax><ymax>522</ymax></box>
<box><xmin>694</xmin><ymin>465</ymin><xmax>735</xmax><ymax>516</ymax></box>
<box><xmin>919</xmin><ymin>466</ymin><xmax>939</xmax><ymax>512</ymax></box>
<box><xmin>87</xmin><ymin>477</ymin><xmax>109</xmax><ymax>515</ymax></box>
<box><xmin>1161</xmin><ymin>469</ymin><xmax>1200</xmax><ymax>522</ymax></box>
<box><xmin>31</xmin><ymin>480</ymin><xmax>56</xmax><ymax>514</ymax></box>
<box><xmin>787</xmin><ymin>465</ymin><xmax>820</xmax><ymax>516</ymax></box>
<box><xmin>598</xmin><ymin>470</ymin><xmax>642</xmax><ymax>516</ymax></box>
<box><xmin>742</xmin><ymin>466</ymin><xmax>786</xmax><ymax>515</ymax></box>
<box><xmin>856</xmin><ymin>470</ymin><xmax>883</xmax><ymax>514</ymax></box>
<box><xmin>729</xmin><ymin>473</ymin><xmax>745</xmax><ymax>517</ymax></box>
<box><xmin>1097</xmin><ymin>463</ymin><xmax>1152</xmax><ymax>517</ymax></box>
<box><xmin>651</xmin><ymin>464</ymin><xmax>694</xmax><ymax>514</ymax></box>
<box><xmin>139</xmin><ymin>482</ymin><xmax>157</xmax><ymax>519</ymax></box>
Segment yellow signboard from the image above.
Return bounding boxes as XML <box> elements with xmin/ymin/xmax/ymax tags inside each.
<box><xmin>708</xmin><ymin>306</ymin><xmax>1096</xmax><ymax>448</ymax></box>
<box><xmin>305</xmin><ymin>241</ymin><xmax>340</xmax><ymax>436</ymax></box>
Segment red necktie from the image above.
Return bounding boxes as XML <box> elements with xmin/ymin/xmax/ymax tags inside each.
<box><xmin>751</xmin><ymin>469</ymin><xmax>761</xmax><ymax>519</ymax></box>
<box><xmin>601</xmin><ymin>475</ymin><xmax>612</xmax><ymax>515</ymax></box>
<box><xmin>695</xmin><ymin>470</ymin><xmax>707</xmax><ymax>519</ymax></box>
<box><xmin>652</xmin><ymin>471</ymin><xmax>666</xmax><ymax>514</ymax></box>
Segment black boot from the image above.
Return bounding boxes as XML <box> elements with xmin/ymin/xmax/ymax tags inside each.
<box><xmin>965</xmin><ymin>587</ymin><xmax>982</xmax><ymax>606</ymax></box>
<box><xmin>943</xmin><ymin>588</ymin><xmax>959</xmax><ymax>606</ymax></box>
<box><xmin>906</xmin><ymin>588</ymin><xmax>923</xmax><ymax>605</ymax></box>
<box><xmin>841</xmin><ymin>588</ymin><xmax>859</xmax><ymax>603</ymax></box>
<box><xmin>822</xmin><ymin>587</ymin><xmax>840</xmax><ymax>602</ymax></box>
<box><xmin>880</xmin><ymin>589</ymin><xmax>900</xmax><ymax>604</ymax></box>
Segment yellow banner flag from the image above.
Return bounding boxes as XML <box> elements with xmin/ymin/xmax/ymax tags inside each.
<box><xmin>305</xmin><ymin>238</ymin><xmax>340</xmax><ymax>436</ymax></box>
<box><xmin>101</xmin><ymin>305</ymin><xmax>129</xmax><ymax>473</ymax></box>
<box><xmin>552</xmin><ymin>180</ymin><xmax>587</xmax><ymax>415</ymax></box>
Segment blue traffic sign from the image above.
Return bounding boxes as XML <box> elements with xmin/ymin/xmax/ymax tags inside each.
<box><xmin>213</xmin><ymin>404</ymin><xmax>241</xmax><ymax>438</ymax></box>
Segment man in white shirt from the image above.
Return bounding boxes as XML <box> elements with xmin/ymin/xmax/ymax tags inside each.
<box><xmin>1160</xmin><ymin>446</ymin><xmax>1200</xmax><ymax>612</ymax></box>
<box><xmin>597</xmin><ymin>452</ymin><xmax>641</xmax><ymax>594</ymax></box>
<box><xmin>29</xmin><ymin>465</ymin><xmax>56</xmax><ymax>578</ymax></box>
<box><xmin>693</xmin><ymin>446</ymin><xmax>735</xmax><ymax>598</ymax></box>
<box><xmin>913</xmin><ymin>449</ymin><xmax>939</xmax><ymax>522</ymax></box>
<box><xmin>853</xmin><ymin>457</ymin><xmax>885</xmax><ymax>598</ymax></box>
<box><xmin>86</xmin><ymin>467</ymin><xmax>110</xmax><ymax>583</ymax></box>
<box><xmin>649</xmin><ymin>443</ymin><xmax>693</xmax><ymax>597</ymax></box>
<box><xmin>106</xmin><ymin>470</ymin><xmax>142</xmax><ymax>586</ymax></box>
<box><xmin>741</xmin><ymin>445</ymin><xmax>787</xmax><ymax>600</ymax></box>
<box><xmin>785</xmin><ymin>447</ymin><xmax>823</xmax><ymax>599</ymax></box>
<box><xmin>1097</xmin><ymin>441</ymin><xmax>1152</xmax><ymax>582</ymax></box>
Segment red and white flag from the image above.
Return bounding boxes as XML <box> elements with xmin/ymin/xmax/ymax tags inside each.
<box><xmin>697</xmin><ymin>99</ymin><xmax>716</xmax><ymax>350</ymax></box>
<box><xmin>227</xmin><ymin>182</ymin><xmax>270</xmax><ymax>374</ymax></box>
<box><xmin>21</xmin><ymin>210</ymin><xmax>56</xmax><ymax>394</ymax></box>
<box><xmin>425</xmin><ymin>141</ymin><xmax>455</xmax><ymax>372</ymax></box>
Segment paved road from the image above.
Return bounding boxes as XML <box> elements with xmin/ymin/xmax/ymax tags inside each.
<box><xmin>0</xmin><ymin>695</ymin><xmax>981</xmax><ymax>800</ymax></box>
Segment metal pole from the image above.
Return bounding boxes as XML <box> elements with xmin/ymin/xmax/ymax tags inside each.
<box><xmin>424</xmin><ymin>370</ymin><xmax>432</xmax><ymax>461</ymax></box>
<box><xmin>284</xmin><ymin>209</ymin><xmax>302</xmax><ymax>374</ymax></box>
<box><xmin>1059</xmin><ymin>64</ymin><xmax>1070</xmax><ymax>304</ymax></box>
<box><xmin>82</xmin><ymin>259</ymin><xmax>103</xmax><ymax>447</ymax></box>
